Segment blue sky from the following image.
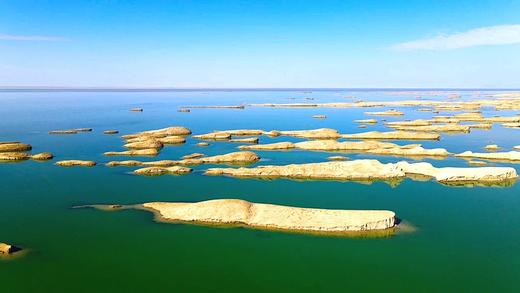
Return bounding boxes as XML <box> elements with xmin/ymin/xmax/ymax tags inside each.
<box><xmin>1</xmin><ymin>0</ymin><xmax>519</xmax><ymax>88</ymax></box>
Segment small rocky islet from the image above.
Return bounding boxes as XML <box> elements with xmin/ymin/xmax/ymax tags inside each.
<box><xmin>0</xmin><ymin>242</ymin><xmax>22</xmax><ymax>257</ymax></box>
<box><xmin>49</xmin><ymin>128</ymin><xmax>93</xmax><ymax>134</ymax></box>
<box><xmin>0</xmin><ymin>142</ymin><xmax>53</xmax><ymax>162</ymax></box>
<box><xmin>104</xmin><ymin>126</ymin><xmax>191</xmax><ymax>157</ymax></box>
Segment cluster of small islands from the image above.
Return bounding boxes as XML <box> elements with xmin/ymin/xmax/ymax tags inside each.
<box><xmin>2</xmin><ymin>91</ymin><xmax>520</xmax><ymax>258</ymax></box>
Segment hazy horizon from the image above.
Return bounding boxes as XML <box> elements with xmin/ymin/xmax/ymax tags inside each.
<box><xmin>0</xmin><ymin>85</ymin><xmax>520</xmax><ymax>91</ymax></box>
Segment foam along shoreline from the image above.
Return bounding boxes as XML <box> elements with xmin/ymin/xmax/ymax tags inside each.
<box><xmin>205</xmin><ymin>159</ymin><xmax>517</xmax><ymax>187</ymax></box>
<box><xmin>133</xmin><ymin>199</ymin><xmax>397</xmax><ymax>235</ymax></box>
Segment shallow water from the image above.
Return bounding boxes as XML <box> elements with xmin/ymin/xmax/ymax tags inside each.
<box><xmin>1</xmin><ymin>90</ymin><xmax>519</xmax><ymax>292</ymax></box>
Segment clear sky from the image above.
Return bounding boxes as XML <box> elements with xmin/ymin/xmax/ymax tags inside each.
<box><xmin>1</xmin><ymin>0</ymin><xmax>520</xmax><ymax>88</ymax></box>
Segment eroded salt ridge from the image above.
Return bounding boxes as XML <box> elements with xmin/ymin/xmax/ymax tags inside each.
<box><xmin>0</xmin><ymin>142</ymin><xmax>53</xmax><ymax>162</ymax></box>
<box><xmin>240</xmin><ymin>140</ymin><xmax>450</xmax><ymax>158</ymax></box>
<box><xmin>205</xmin><ymin>159</ymin><xmax>517</xmax><ymax>186</ymax></box>
<box><xmin>104</xmin><ymin>126</ymin><xmax>191</xmax><ymax>157</ymax></box>
<box><xmin>106</xmin><ymin>151</ymin><xmax>260</xmax><ymax>167</ymax></box>
<box><xmin>142</xmin><ymin>199</ymin><xmax>396</xmax><ymax>233</ymax></box>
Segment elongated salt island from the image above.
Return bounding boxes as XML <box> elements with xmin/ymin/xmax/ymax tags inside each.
<box><xmin>55</xmin><ymin>160</ymin><xmax>96</xmax><ymax>167</ymax></box>
<box><xmin>142</xmin><ymin>199</ymin><xmax>396</xmax><ymax>233</ymax></box>
<box><xmin>455</xmin><ymin>151</ymin><xmax>520</xmax><ymax>162</ymax></box>
<box><xmin>341</xmin><ymin>131</ymin><xmax>440</xmax><ymax>140</ymax></box>
<box><xmin>0</xmin><ymin>142</ymin><xmax>32</xmax><ymax>152</ymax></box>
<box><xmin>206</xmin><ymin>159</ymin><xmax>517</xmax><ymax>186</ymax></box>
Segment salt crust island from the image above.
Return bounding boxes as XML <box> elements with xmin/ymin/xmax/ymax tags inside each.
<box><xmin>0</xmin><ymin>142</ymin><xmax>32</xmax><ymax>152</ymax></box>
<box><xmin>193</xmin><ymin>128</ymin><xmax>441</xmax><ymax>141</ymax></box>
<box><xmin>133</xmin><ymin>166</ymin><xmax>193</xmax><ymax>176</ymax></box>
<box><xmin>328</xmin><ymin>156</ymin><xmax>349</xmax><ymax>161</ymax></box>
<box><xmin>354</xmin><ymin>119</ymin><xmax>377</xmax><ymax>124</ymax></box>
<box><xmin>192</xmin><ymin>128</ymin><xmax>340</xmax><ymax>140</ymax></box>
<box><xmin>364</xmin><ymin>110</ymin><xmax>404</xmax><ymax>116</ymax></box>
<box><xmin>180</xmin><ymin>105</ymin><xmax>245</xmax><ymax>109</ymax></box>
<box><xmin>104</xmin><ymin>126</ymin><xmax>191</xmax><ymax>157</ymax></box>
<box><xmin>384</xmin><ymin>119</ymin><xmax>492</xmax><ymax>131</ymax></box>
<box><xmin>106</xmin><ymin>151</ymin><xmax>260</xmax><ymax>167</ymax></box>
<box><xmin>0</xmin><ymin>142</ymin><xmax>53</xmax><ymax>161</ymax></box>
<box><xmin>182</xmin><ymin>153</ymin><xmax>205</xmax><ymax>159</ymax></box>
<box><xmin>484</xmin><ymin>144</ymin><xmax>501</xmax><ymax>151</ymax></box>
<box><xmin>55</xmin><ymin>160</ymin><xmax>97</xmax><ymax>167</ymax></box>
<box><xmin>103</xmin><ymin>130</ymin><xmax>119</xmax><ymax>135</ymax></box>
<box><xmin>468</xmin><ymin>160</ymin><xmax>489</xmax><ymax>166</ymax></box>
<box><xmin>388</xmin><ymin>124</ymin><xmax>470</xmax><ymax>133</ymax></box>
<box><xmin>49</xmin><ymin>128</ymin><xmax>92</xmax><ymax>134</ymax></box>
<box><xmin>0</xmin><ymin>152</ymin><xmax>54</xmax><ymax>161</ymax></box>
<box><xmin>249</xmin><ymin>94</ymin><xmax>520</xmax><ymax>112</ymax></box>
<box><xmin>205</xmin><ymin>159</ymin><xmax>518</xmax><ymax>186</ymax></box>
<box><xmin>455</xmin><ymin>151</ymin><xmax>520</xmax><ymax>162</ymax></box>
<box><xmin>240</xmin><ymin>140</ymin><xmax>450</xmax><ymax>158</ymax></box>
<box><xmin>93</xmin><ymin>199</ymin><xmax>396</xmax><ymax>235</ymax></box>
<box><xmin>341</xmin><ymin>131</ymin><xmax>440</xmax><ymax>140</ymax></box>
<box><xmin>0</xmin><ymin>242</ymin><xmax>21</xmax><ymax>256</ymax></box>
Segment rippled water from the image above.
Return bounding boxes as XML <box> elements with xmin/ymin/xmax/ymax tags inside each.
<box><xmin>1</xmin><ymin>90</ymin><xmax>519</xmax><ymax>292</ymax></box>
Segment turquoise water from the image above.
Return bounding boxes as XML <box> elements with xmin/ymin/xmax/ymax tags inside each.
<box><xmin>1</xmin><ymin>90</ymin><xmax>519</xmax><ymax>292</ymax></box>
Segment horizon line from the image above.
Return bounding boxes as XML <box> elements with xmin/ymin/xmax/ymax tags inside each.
<box><xmin>1</xmin><ymin>86</ymin><xmax>519</xmax><ymax>92</ymax></box>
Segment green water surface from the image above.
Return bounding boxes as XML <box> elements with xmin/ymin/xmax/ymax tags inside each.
<box><xmin>1</xmin><ymin>90</ymin><xmax>519</xmax><ymax>292</ymax></box>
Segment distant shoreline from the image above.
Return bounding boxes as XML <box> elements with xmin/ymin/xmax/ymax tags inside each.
<box><xmin>1</xmin><ymin>87</ymin><xmax>519</xmax><ymax>92</ymax></box>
